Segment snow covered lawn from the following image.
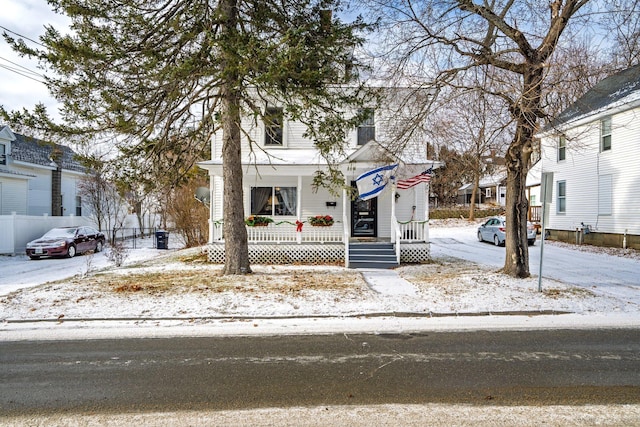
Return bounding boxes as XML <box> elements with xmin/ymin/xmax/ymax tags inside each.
<box><xmin>1</xmin><ymin>247</ymin><xmax>637</xmax><ymax>322</ymax></box>
<box><xmin>1</xmin><ymin>219</ymin><xmax>638</xmax><ymax>338</ymax></box>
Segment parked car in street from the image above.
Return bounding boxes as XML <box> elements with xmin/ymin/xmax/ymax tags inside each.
<box><xmin>477</xmin><ymin>216</ymin><xmax>536</xmax><ymax>247</ymax></box>
<box><xmin>25</xmin><ymin>226</ymin><xmax>105</xmax><ymax>259</ymax></box>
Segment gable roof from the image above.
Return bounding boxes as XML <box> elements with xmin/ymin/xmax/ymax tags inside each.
<box><xmin>548</xmin><ymin>64</ymin><xmax>640</xmax><ymax>129</ymax></box>
<box><xmin>0</xmin><ymin>126</ymin><xmax>85</xmax><ymax>173</ymax></box>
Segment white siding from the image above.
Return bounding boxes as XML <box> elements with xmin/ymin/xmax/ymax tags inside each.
<box><xmin>541</xmin><ymin>106</ymin><xmax>640</xmax><ymax>234</ymax></box>
<box><xmin>0</xmin><ymin>178</ymin><xmax>28</xmax><ymax>215</ymax></box>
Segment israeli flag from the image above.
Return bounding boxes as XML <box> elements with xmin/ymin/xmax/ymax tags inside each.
<box><xmin>356</xmin><ymin>164</ymin><xmax>398</xmax><ymax>201</ymax></box>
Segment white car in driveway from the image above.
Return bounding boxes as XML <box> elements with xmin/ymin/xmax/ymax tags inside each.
<box><xmin>477</xmin><ymin>216</ymin><xmax>536</xmax><ymax>246</ymax></box>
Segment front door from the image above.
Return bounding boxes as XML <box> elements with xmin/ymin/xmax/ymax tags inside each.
<box><xmin>351</xmin><ymin>186</ymin><xmax>377</xmax><ymax>237</ymax></box>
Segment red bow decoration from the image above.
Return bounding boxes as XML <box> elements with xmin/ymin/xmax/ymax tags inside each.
<box><xmin>295</xmin><ymin>220</ymin><xmax>303</xmax><ymax>232</ymax></box>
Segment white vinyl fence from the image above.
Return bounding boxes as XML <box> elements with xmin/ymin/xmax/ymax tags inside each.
<box><xmin>0</xmin><ymin>213</ymin><xmax>95</xmax><ymax>255</ymax></box>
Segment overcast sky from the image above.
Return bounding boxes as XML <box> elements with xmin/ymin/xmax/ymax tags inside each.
<box><xmin>0</xmin><ymin>0</ymin><xmax>69</xmax><ymax>121</ymax></box>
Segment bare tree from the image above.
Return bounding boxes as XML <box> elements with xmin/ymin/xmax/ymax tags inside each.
<box><xmin>361</xmin><ymin>0</ymin><xmax>598</xmax><ymax>277</ymax></box>
<box><xmin>429</xmin><ymin>82</ymin><xmax>512</xmax><ymax>220</ymax></box>
<box><xmin>77</xmin><ymin>156</ymin><xmax>129</xmax><ymax>243</ymax></box>
<box><xmin>603</xmin><ymin>0</ymin><xmax>640</xmax><ymax>68</ymax></box>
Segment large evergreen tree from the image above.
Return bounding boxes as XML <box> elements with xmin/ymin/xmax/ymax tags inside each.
<box><xmin>5</xmin><ymin>0</ymin><xmax>372</xmax><ymax>274</ymax></box>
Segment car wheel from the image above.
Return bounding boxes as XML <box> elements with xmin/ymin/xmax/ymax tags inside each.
<box><xmin>95</xmin><ymin>240</ymin><xmax>103</xmax><ymax>253</ymax></box>
<box><xmin>493</xmin><ymin>235</ymin><xmax>502</xmax><ymax>246</ymax></box>
<box><xmin>528</xmin><ymin>239</ymin><xmax>535</xmax><ymax>246</ymax></box>
<box><xmin>477</xmin><ymin>231</ymin><xmax>484</xmax><ymax>242</ymax></box>
<box><xmin>67</xmin><ymin>245</ymin><xmax>77</xmax><ymax>258</ymax></box>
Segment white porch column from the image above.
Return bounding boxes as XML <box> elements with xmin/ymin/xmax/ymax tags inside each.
<box><xmin>342</xmin><ymin>187</ymin><xmax>349</xmax><ymax>267</ymax></box>
<box><xmin>424</xmin><ymin>182</ymin><xmax>430</xmax><ymax>243</ymax></box>
<box><xmin>390</xmin><ymin>185</ymin><xmax>397</xmax><ymax>241</ymax></box>
<box><xmin>208</xmin><ymin>174</ymin><xmax>215</xmax><ymax>244</ymax></box>
<box><xmin>297</xmin><ymin>175</ymin><xmax>302</xmax><ymax>244</ymax></box>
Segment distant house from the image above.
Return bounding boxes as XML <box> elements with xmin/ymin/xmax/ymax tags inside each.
<box><xmin>0</xmin><ymin>125</ymin><xmax>86</xmax><ymax>216</ymax></box>
<box><xmin>458</xmin><ymin>169</ymin><xmax>507</xmax><ymax>207</ymax></box>
<box><xmin>535</xmin><ymin>64</ymin><xmax>640</xmax><ymax>249</ymax></box>
<box><xmin>198</xmin><ymin>88</ymin><xmax>442</xmax><ymax>267</ymax></box>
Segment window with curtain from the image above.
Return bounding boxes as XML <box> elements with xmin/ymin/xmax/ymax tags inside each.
<box><xmin>250</xmin><ymin>186</ymin><xmax>296</xmax><ymax>216</ymax></box>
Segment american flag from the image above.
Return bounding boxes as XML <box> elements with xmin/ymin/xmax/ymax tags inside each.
<box><xmin>396</xmin><ymin>167</ymin><xmax>433</xmax><ymax>190</ymax></box>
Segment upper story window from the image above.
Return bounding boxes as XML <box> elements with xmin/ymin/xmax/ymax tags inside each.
<box><xmin>0</xmin><ymin>143</ymin><xmax>6</xmax><ymax>165</ymax></box>
<box><xmin>264</xmin><ymin>106</ymin><xmax>283</xmax><ymax>146</ymax></box>
<box><xmin>557</xmin><ymin>136</ymin><xmax>566</xmax><ymax>161</ymax></box>
<box><xmin>557</xmin><ymin>180</ymin><xmax>566</xmax><ymax>214</ymax></box>
<box><xmin>601</xmin><ymin>117</ymin><xmax>612</xmax><ymax>152</ymax></box>
<box><xmin>357</xmin><ymin>109</ymin><xmax>375</xmax><ymax>146</ymax></box>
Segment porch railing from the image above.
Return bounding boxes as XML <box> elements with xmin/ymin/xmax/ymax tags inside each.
<box><xmin>529</xmin><ymin>205</ymin><xmax>542</xmax><ymax>222</ymax></box>
<box><xmin>398</xmin><ymin>220</ymin><xmax>427</xmax><ymax>242</ymax></box>
<box><xmin>211</xmin><ymin>221</ymin><xmax>343</xmax><ymax>244</ymax></box>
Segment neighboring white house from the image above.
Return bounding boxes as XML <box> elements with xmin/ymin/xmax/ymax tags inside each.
<box><xmin>0</xmin><ymin>125</ymin><xmax>87</xmax><ymax>216</ymax></box>
<box><xmin>0</xmin><ymin>125</ymin><xmax>93</xmax><ymax>254</ymax></box>
<box><xmin>198</xmin><ymin>89</ymin><xmax>442</xmax><ymax>266</ymax></box>
<box><xmin>535</xmin><ymin>64</ymin><xmax>640</xmax><ymax>249</ymax></box>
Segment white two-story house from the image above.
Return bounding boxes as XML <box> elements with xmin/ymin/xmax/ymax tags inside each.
<box><xmin>198</xmin><ymin>88</ymin><xmax>441</xmax><ymax>267</ymax></box>
<box><xmin>535</xmin><ymin>64</ymin><xmax>640</xmax><ymax>249</ymax></box>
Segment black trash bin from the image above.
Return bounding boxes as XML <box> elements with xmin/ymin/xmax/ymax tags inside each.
<box><xmin>155</xmin><ymin>230</ymin><xmax>169</xmax><ymax>249</ymax></box>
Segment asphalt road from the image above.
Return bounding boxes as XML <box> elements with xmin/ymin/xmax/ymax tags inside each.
<box><xmin>2</xmin><ymin>329</ymin><xmax>639</xmax><ymax>416</ymax></box>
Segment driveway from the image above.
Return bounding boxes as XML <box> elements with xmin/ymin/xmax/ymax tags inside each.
<box><xmin>429</xmin><ymin>224</ymin><xmax>640</xmax><ymax>300</ymax></box>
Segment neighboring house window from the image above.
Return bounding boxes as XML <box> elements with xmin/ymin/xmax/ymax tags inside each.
<box><xmin>485</xmin><ymin>188</ymin><xmax>492</xmax><ymax>198</ymax></box>
<box><xmin>530</xmin><ymin>195</ymin><xmax>537</xmax><ymax>206</ymax></box>
<box><xmin>357</xmin><ymin>109</ymin><xmax>375</xmax><ymax>146</ymax></box>
<box><xmin>251</xmin><ymin>186</ymin><xmax>297</xmax><ymax>216</ymax></box>
<box><xmin>598</xmin><ymin>174</ymin><xmax>612</xmax><ymax>216</ymax></box>
<box><xmin>264</xmin><ymin>106</ymin><xmax>283</xmax><ymax>146</ymax></box>
<box><xmin>558</xmin><ymin>136</ymin><xmax>566</xmax><ymax>161</ymax></box>
<box><xmin>557</xmin><ymin>180</ymin><xmax>566</xmax><ymax>213</ymax></box>
<box><xmin>0</xmin><ymin>143</ymin><xmax>5</xmax><ymax>165</ymax></box>
<box><xmin>75</xmin><ymin>196</ymin><xmax>82</xmax><ymax>216</ymax></box>
<box><xmin>601</xmin><ymin>117</ymin><xmax>612</xmax><ymax>151</ymax></box>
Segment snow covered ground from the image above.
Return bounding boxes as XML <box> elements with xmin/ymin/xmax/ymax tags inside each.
<box><xmin>2</xmin><ymin>222</ymin><xmax>639</xmax><ymax>425</ymax></box>
<box><xmin>1</xmin><ymin>220</ymin><xmax>639</xmax><ymax>340</ymax></box>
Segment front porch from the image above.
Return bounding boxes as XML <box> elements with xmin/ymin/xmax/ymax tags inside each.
<box><xmin>205</xmin><ymin>220</ymin><xmax>431</xmax><ymax>266</ymax></box>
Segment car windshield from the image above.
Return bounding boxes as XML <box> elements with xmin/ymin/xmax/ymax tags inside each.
<box><xmin>42</xmin><ymin>228</ymin><xmax>76</xmax><ymax>238</ymax></box>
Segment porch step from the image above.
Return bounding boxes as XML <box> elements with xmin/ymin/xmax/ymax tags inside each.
<box><xmin>348</xmin><ymin>242</ymin><xmax>398</xmax><ymax>269</ymax></box>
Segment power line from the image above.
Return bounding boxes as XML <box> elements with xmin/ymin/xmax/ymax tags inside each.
<box><xmin>0</xmin><ymin>63</ymin><xmax>45</xmax><ymax>84</ymax></box>
<box><xmin>0</xmin><ymin>55</ymin><xmax>43</xmax><ymax>77</ymax></box>
<box><xmin>0</xmin><ymin>25</ymin><xmax>46</xmax><ymax>48</ymax></box>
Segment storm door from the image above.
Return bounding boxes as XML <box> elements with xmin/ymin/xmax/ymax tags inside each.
<box><xmin>351</xmin><ymin>181</ymin><xmax>377</xmax><ymax>237</ymax></box>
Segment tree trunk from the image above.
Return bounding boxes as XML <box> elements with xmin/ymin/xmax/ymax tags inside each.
<box><xmin>220</xmin><ymin>0</ymin><xmax>251</xmax><ymax>275</ymax></box>
<box><xmin>469</xmin><ymin>169</ymin><xmax>480</xmax><ymax>221</ymax></box>
<box><xmin>502</xmin><ymin>66</ymin><xmax>540</xmax><ymax>278</ymax></box>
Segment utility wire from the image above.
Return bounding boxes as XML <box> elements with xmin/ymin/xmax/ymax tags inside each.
<box><xmin>0</xmin><ymin>25</ymin><xmax>46</xmax><ymax>48</ymax></box>
<box><xmin>0</xmin><ymin>25</ymin><xmax>47</xmax><ymax>83</ymax></box>
<box><xmin>0</xmin><ymin>63</ymin><xmax>45</xmax><ymax>83</ymax></box>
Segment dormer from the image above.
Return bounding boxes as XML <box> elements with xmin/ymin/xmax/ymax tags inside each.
<box><xmin>0</xmin><ymin>125</ymin><xmax>17</xmax><ymax>166</ymax></box>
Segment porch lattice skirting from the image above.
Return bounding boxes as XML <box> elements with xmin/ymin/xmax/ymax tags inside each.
<box><xmin>206</xmin><ymin>243</ymin><xmax>430</xmax><ymax>265</ymax></box>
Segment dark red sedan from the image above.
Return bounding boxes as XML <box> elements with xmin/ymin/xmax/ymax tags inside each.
<box><xmin>25</xmin><ymin>226</ymin><xmax>106</xmax><ymax>260</ymax></box>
